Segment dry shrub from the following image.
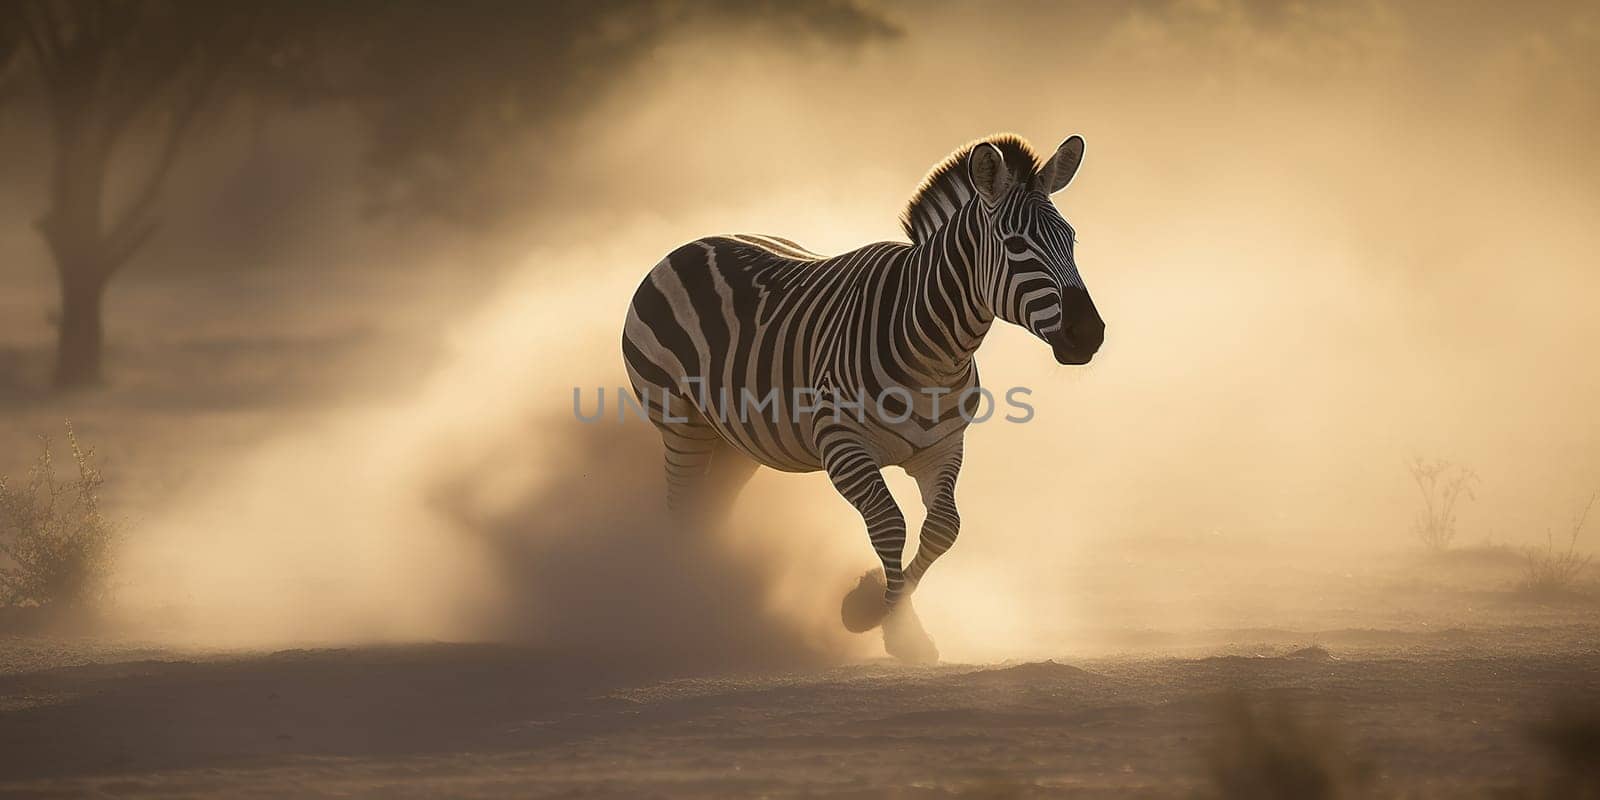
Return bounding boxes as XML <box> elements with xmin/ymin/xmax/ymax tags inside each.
<box><xmin>1201</xmin><ymin>692</ymin><xmax>1371</xmax><ymax>800</ymax></box>
<box><xmin>1519</xmin><ymin>493</ymin><xmax>1596</xmax><ymax>597</ymax></box>
<box><xmin>1501</xmin><ymin>706</ymin><xmax>1600</xmax><ymax>800</ymax></box>
<box><xmin>1529</xmin><ymin>707</ymin><xmax>1600</xmax><ymax>799</ymax></box>
<box><xmin>0</xmin><ymin>422</ymin><xmax>117</xmax><ymax>611</ymax></box>
<box><xmin>1408</xmin><ymin>457</ymin><xmax>1478</xmax><ymax>552</ymax></box>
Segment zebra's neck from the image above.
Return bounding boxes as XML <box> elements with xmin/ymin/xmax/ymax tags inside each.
<box><xmin>898</xmin><ymin>204</ymin><xmax>995</xmax><ymax>379</ymax></box>
<box><xmin>903</xmin><ymin>181</ymin><xmax>974</xmax><ymax>242</ymax></box>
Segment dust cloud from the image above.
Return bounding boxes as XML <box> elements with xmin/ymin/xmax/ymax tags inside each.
<box><xmin>110</xmin><ymin>234</ymin><xmax>868</xmax><ymax>665</ymax></box>
<box><xmin>7</xmin><ymin>0</ymin><xmax>1598</xmax><ymax>663</ymax></box>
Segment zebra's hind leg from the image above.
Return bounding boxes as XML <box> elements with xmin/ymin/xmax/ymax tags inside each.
<box><xmin>658</xmin><ymin>418</ymin><xmax>721</xmax><ymax>516</ymax></box>
<box><xmin>695</xmin><ymin>438</ymin><xmax>760</xmax><ymax>523</ymax></box>
<box><xmin>652</xmin><ymin>409</ymin><xmax>757</xmax><ymax>524</ymax></box>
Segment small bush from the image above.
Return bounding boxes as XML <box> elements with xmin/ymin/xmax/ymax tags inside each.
<box><xmin>1528</xmin><ymin>706</ymin><xmax>1600</xmax><ymax>799</ymax></box>
<box><xmin>1408</xmin><ymin>457</ymin><xmax>1477</xmax><ymax>552</ymax></box>
<box><xmin>0</xmin><ymin>422</ymin><xmax>117</xmax><ymax>610</ymax></box>
<box><xmin>1520</xmin><ymin>493</ymin><xmax>1595</xmax><ymax>597</ymax></box>
<box><xmin>1502</xmin><ymin>705</ymin><xmax>1600</xmax><ymax>800</ymax></box>
<box><xmin>1201</xmin><ymin>692</ymin><xmax>1371</xmax><ymax>800</ymax></box>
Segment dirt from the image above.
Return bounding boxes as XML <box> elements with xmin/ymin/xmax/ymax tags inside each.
<box><xmin>0</xmin><ymin>619</ymin><xmax>1595</xmax><ymax>798</ymax></box>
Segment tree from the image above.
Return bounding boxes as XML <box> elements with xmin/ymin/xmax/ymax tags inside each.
<box><xmin>3</xmin><ymin>1</ymin><xmax>895</xmax><ymax>389</ymax></box>
<box><xmin>13</xmin><ymin>2</ymin><xmax>259</xmax><ymax>387</ymax></box>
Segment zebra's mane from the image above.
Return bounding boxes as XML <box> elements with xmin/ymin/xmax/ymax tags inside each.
<box><xmin>900</xmin><ymin>134</ymin><xmax>1042</xmax><ymax>243</ymax></box>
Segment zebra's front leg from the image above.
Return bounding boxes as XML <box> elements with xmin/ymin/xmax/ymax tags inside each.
<box><xmin>905</xmin><ymin>441</ymin><xmax>964</xmax><ymax>591</ymax></box>
<box><xmin>820</xmin><ymin>432</ymin><xmax>906</xmax><ymax>635</ymax></box>
<box><xmin>821</xmin><ymin>431</ymin><xmax>938</xmax><ymax>663</ymax></box>
<box><xmin>871</xmin><ymin>443</ymin><xmax>964</xmax><ymax>665</ymax></box>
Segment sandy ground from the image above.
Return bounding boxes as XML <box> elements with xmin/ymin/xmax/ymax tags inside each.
<box><xmin>0</xmin><ymin>617</ymin><xmax>1596</xmax><ymax>798</ymax></box>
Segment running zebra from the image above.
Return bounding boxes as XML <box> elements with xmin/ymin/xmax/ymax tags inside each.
<box><xmin>621</xmin><ymin>133</ymin><xmax>1104</xmax><ymax>661</ymax></box>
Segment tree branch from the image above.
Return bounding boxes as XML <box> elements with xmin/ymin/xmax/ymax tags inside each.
<box><xmin>102</xmin><ymin>217</ymin><xmax>159</xmax><ymax>267</ymax></box>
<box><xmin>100</xmin><ymin>24</ymin><xmax>199</xmax><ymax>138</ymax></box>
<box><xmin>100</xmin><ymin>40</ymin><xmax>234</xmax><ymax>277</ymax></box>
<box><xmin>34</xmin><ymin>0</ymin><xmax>69</xmax><ymax>68</ymax></box>
<box><xmin>98</xmin><ymin>103</ymin><xmax>191</xmax><ymax>273</ymax></box>
<box><xmin>17</xmin><ymin>2</ymin><xmax>62</xmax><ymax>85</ymax></box>
<box><xmin>0</xmin><ymin>20</ymin><xmax>24</xmax><ymax>106</ymax></box>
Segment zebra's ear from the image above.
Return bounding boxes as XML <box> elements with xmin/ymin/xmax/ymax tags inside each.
<box><xmin>968</xmin><ymin>142</ymin><xmax>1013</xmax><ymax>204</ymax></box>
<box><xmin>1040</xmin><ymin>135</ymin><xmax>1085</xmax><ymax>194</ymax></box>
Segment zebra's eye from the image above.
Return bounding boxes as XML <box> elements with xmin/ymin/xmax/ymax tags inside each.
<box><xmin>1003</xmin><ymin>236</ymin><xmax>1031</xmax><ymax>255</ymax></box>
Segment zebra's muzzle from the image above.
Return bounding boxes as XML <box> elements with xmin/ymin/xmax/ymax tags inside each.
<box><xmin>1049</xmin><ymin>288</ymin><xmax>1105</xmax><ymax>365</ymax></box>
<box><xmin>1052</xmin><ymin>342</ymin><xmax>1096</xmax><ymax>366</ymax></box>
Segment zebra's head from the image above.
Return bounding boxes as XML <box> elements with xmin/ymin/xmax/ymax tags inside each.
<box><xmin>966</xmin><ymin>135</ymin><xmax>1105</xmax><ymax>366</ymax></box>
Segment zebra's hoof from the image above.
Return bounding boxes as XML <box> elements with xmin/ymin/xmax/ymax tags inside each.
<box><xmin>883</xmin><ymin>599</ymin><xmax>939</xmax><ymax>664</ymax></box>
<box><xmin>841</xmin><ymin>569</ymin><xmax>889</xmax><ymax>633</ymax></box>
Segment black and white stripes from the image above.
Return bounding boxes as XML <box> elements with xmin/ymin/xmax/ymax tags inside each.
<box><xmin>620</xmin><ymin>133</ymin><xmax>1104</xmax><ymax>659</ymax></box>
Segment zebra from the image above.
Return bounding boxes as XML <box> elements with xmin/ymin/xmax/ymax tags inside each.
<box><xmin>621</xmin><ymin>133</ymin><xmax>1104</xmax><ymax>661</ymax></box>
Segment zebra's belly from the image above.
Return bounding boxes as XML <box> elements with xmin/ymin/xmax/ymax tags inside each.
<box><xmin>683</xmin><ymin>380</ymin><xmax>827</xmax><ymax>472</ymax></box>
<box><xmin>679</xmin><ymin>379</ymin><xmax>971</xmax><ymax>472</ymax></box>
<box><xmin>684</xmin><ymin>378</ymin><xmax>972</xmax><ymax>472</ymax></box>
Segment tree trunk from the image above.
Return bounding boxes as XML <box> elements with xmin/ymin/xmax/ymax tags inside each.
<box><xmin>53</xmin><ymin>270</ymin><xmax>107</xmax><ymax>389</ymax></box>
